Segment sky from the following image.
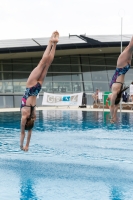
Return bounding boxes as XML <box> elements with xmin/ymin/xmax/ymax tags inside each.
<box><xmin>0</xmin><ymin>0</ymin><xmax>133</xmax><ymax>40</ymax></box>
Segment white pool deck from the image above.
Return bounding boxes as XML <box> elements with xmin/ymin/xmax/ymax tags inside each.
<box><xmin>0</xmin><ymin>106</ymin><xmax>133</xmax><ymax>113</ymax></box>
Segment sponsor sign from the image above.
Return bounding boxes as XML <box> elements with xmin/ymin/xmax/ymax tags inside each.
<box><xmin>42</xmin><ymin>92</ymin><xmax>83</xmax><ymax>106</ymax></box>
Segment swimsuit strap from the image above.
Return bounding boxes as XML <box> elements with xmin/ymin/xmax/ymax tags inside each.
<box><xmin>115</xmin><ymin>81</ymin><xmax>124</xmax><ymax>85</ymax></box>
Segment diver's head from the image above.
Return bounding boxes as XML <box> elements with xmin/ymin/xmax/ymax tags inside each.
<box><xmin>25</xmin><ymin>118</ymin><xmax>34</xmax><ymax>130</ymax></box>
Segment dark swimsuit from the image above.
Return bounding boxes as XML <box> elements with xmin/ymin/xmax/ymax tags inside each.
<box><xmin>115</xmin><ymin>81</ymin><xmax>124</xmax><ymax>86</ymax></box>
<box><xmin>110</xmin><ymin>64</ymin><xmax>130</xmax><ymax>88</ymax></box>
<box><xmin>20</xmin><ymin>82</ymin><xmax>42</xmax><ymax>109</ymax></box>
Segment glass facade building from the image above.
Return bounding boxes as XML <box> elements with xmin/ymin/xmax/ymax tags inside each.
<box><xmin>0</xmin><ymin>53</ymin><xmax>132</xmax><ymax>108</ymax></box>
<box><xmin>0</xmin><ymin>34</ymin><xmax>132</xmax><ymax>108</ymax></box>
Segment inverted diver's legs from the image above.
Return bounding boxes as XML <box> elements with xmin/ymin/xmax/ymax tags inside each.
<box><xmin>26</xmin><ymin>42</ymin><xmax>52</xmax><ymax>87</ymax></box>
<box><xmin>117</xmin><ymin>37</ymin><xmax>133</xmax><ymax>68</ymax></box>
<box><xmin>38</xmin><ymin>42</ymin><xmax>57</xmax><ymax>84</ymax></box>
<box><xmin>26</xmin><ymin>31</ymin><xmax>59</xmax><ymax>87</ymax></box>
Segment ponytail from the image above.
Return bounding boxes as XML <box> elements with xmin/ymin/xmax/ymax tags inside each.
<box><xmin>115</xmin><ymin>85</ymin><xmax>129</xmax><ymax>105</ymax></box>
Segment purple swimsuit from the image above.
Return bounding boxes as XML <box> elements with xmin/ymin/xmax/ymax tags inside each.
<box><xmin>20</xmin><ymin>82</ymin><xmax>41</xmax><ymax>109</ymax></box>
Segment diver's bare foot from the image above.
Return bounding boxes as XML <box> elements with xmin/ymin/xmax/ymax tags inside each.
<box><xmin>50</xmin><ymin>31</ymin><xmax>59</xmax><ymax>44</ymax></box>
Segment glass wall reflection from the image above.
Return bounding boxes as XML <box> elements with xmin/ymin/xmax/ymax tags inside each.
<box><xmin>0</xmin><ymin>53</ymin><xmax>132</xmax><ymax>102</ymax></box>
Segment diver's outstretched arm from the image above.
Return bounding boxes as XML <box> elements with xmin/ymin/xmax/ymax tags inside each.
<box><xmin>22</xmin><ymin>130</ymin><xmax>32</xmax><ymax>151</ymax></box>
<box><xmin>110</xmin><ymin>92</ymin><xmax>117</xmax><ymax>118</ymax></box>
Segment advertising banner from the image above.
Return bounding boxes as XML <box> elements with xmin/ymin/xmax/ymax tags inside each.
<box><xmin>130</xmin><ymin>84</ymin><xmax>133</xmax><ymax>95</ymax></box>
<box><xmin>42</xmin><ymin>92</ymin><xmax>83</xmax><ymax>106</ymax></box>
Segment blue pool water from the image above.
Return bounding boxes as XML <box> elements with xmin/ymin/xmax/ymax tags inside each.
<box><xmin>0</xmin><ymin>110</ymin><xmax>133</xmax><ymax>200</ymax></box>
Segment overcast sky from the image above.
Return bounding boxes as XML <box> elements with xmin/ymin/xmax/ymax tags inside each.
<box><xmin>0</xmin><ymin>0</ymin><xmax>133</xmax><ymax>40</ymax></box>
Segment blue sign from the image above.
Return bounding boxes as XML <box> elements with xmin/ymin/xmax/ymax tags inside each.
<box><xmin>62</xmin><ymin>96</ymin><xmax>70</xmax><ymax>101</ymax></box>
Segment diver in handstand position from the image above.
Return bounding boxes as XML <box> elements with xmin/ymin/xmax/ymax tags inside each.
<box><xmin>109</xmin><ymin>36</ymin><xmax>133</xmax><ymax>123</ymax></box>
<box><xmin>20</xmin><ymin>31</ymin><xmax>59</xmax><ymax>151</ymax></box>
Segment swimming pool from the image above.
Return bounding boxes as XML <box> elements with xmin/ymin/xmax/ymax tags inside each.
<box><xmin>0</xmin><ymin>110</ymin><xmax>133</xmax><ymax>200</ymax></box>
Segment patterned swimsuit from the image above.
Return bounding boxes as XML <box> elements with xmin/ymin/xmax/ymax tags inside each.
<box><xmin>20</xmin><ymin>82</ymin><xmax>42</xmax><ymax>109</ymax></box>
<box><xmin>110</xmin><ymin>64</ymin><xmax>130</xmax><ymax>88</ymax></box>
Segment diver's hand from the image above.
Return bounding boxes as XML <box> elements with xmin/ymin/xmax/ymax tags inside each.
<box><xmin>23</xmin><ymin>145</ymin><xmax>29</xmax><ymax>151</ymax></box>
<box><xmin>110</xmin><ymin>119</ymin><xmax>115</xmax><ymax>123</ymax></box>
<box><xmin>20</xmin><ymin>145</ymin><xmax>24</xmax><ymax>150</ymax></box>
<box><xmin>110</xmin><ymin>116</ymin><xmax>117</xmax><ymax>123</ymax></box>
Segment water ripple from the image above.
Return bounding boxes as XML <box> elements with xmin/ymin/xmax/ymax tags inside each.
<box><xmin>0</xmin><ymin>110</ymin><xmax>133</xmax><ymax>199</ymax></box>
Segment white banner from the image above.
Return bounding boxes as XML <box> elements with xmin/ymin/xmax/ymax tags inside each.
<box><xmin>130</xmin><ymin>84</ymin><xmax>133</xmax><ymax>95</ymax></box>
<box><xmin>42</xmin><ymin>92</ymin><xmax>83</xmax><ymax>106</ymax></box>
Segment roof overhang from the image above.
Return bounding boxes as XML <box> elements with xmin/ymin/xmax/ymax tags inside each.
<box><xmin>0</xmin><ymin>34</ymin><xmax>131</xmax><ymax>59</ymax></box>
<box><xmin>0</xmin><ymin>46</ymin><xmax>125</xmax><ymax>60</ymax></box>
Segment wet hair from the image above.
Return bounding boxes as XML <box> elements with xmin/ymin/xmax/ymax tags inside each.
<box><xmin>115</xmin><ymin>86</ymin><xmax>129</xmax><ymax>105</ymax></box>
<box><xmin>115</xmin><ymin>97</ymin><xmax>121</xmax><ymax>105</ymax></box>
<box><xmin>25</xmin><ymin>117</ymin><xmax>34</xmax><ymax>130</ymax></box>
